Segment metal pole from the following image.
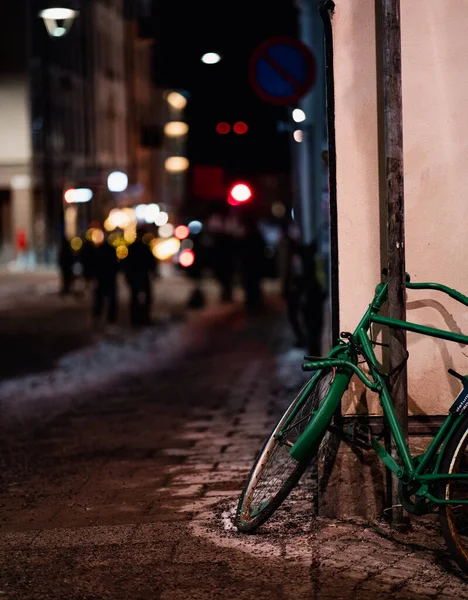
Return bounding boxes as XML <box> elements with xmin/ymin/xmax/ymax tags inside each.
<box><xmin>295</xmin><ymin>0</ymin><xmax>326</xmax><ymax>246</ymax></box>
<box><xmin>381</xmin><ymin>0</ymin><xmax>409</xmax><ymax>528</ymax></box>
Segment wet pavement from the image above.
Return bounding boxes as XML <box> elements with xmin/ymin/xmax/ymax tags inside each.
<box><xmin>0</xmin><ymin>284</ymin><xmax>467</xmax><ymax>599</ymax></box>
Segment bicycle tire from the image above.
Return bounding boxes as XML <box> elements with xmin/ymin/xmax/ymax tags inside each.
<box><xmin>439</xmin><ymin>414</ymin><xmax>468</xmax><ymax>575</ymax></box>
<box><xmin>235</xmin><ymin>368</ymin><xmax>338</xmax><ymax>533</ymax></box>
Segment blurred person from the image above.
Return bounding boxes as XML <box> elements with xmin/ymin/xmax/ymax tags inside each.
<box><xmin>239</xmin><ymin>217</ymin><xmax>266</xmax><ymax>310</ymax></box>
<box><xmin>58</xmin><ymin>237</ymin><xmax>74</xmax><ymax>296</ymax></box>
<box><xmin>79</xmin><ymin>239</ymin><xmax>96</xmax><ymax>295</ymax></box>
<box><xmin>123</xmin><ymin>228</ymin><xmax>157</xmax><ymax>326</ymax></box>
<box><xmin>277</xmin><ymin>222</ymin><xmax>306</xmax><ymax>347</ymax></box>
<box><xmin>92</xmin><ymin>235</ymin><xmax>119</xmax><ymax>330</ymax></box>
<box><xmin>185</xmin><ymin>235</ymin><xmax>207</xmax><ymax>310</ymax></box>
<box><xmin>212</xmin><ymin>225</ymin><xmax>236</xmax><ymax>303</ymax></box>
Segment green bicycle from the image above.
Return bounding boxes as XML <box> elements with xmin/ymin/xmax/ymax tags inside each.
<box><xmin>236</xmin><ymin>273</ymin><xmax>468</xmax><ymax>574</ymax></box>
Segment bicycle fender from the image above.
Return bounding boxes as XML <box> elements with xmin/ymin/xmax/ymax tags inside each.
<box><xmin>434</xmin><ymin>413</ymin><xmax>467</xmax><ymax>476</ymax></box>
<box><xmin>289</xmin><ymin>370</ymin><xmax>352</xmax><ymax>462</ymax></box>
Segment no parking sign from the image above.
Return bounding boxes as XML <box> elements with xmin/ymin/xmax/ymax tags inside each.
<box><xmin>249</xmin><ymin>36</ymin><xmax>316</xmax><ymax>105</ymax></box>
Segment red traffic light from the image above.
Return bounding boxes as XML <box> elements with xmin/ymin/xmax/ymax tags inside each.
<box><xmin>228</xmin><ymin>183</ymin><xmax>252</xmax><ymax>205</ymax></box>
<box><xmin>216</xmin><ymin>122</ymin><xmax>230</xmax><ymax>134</ymax></box>
<box><xmin>233</xmin><ymin>121</ymin><xmax>248</xmax><ymax>135</ymax></box>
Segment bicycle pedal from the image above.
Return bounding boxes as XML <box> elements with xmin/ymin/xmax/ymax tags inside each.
<box><xmin>346</xmin><ymin>422</ymin><xmax>373</xmax><ymax>450</ymax></box>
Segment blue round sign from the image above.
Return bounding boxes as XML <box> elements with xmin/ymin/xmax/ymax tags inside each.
<box><xmin>249</xmin><ymin>36</ymin><xmax>316</xmax><ymax>105</ymax></box>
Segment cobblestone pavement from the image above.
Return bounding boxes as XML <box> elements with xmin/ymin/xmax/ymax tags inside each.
<box><xmin>0</xmin><ymin>299</ymin><xmax>467</xmax><ymax>599</ymax></box>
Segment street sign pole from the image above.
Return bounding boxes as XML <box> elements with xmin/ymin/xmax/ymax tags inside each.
<box><xmin>249</xmin><ymin>35</ymin><xmax>317</xmax><ymax>245</ymax></box>
<box><xmin>381</xmin><ymin>0</ymin><xmax>409</xmax><ymax>529</ymax></box>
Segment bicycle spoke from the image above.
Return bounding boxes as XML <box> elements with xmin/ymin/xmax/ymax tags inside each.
<box><xmin>243</xmin><ymin>370</ymin><xmax>333</xmax><ymax>519</ymax></box>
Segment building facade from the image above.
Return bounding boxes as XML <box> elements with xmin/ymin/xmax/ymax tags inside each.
<box><xmin>332</xmin><ymin>1</ymin><xmax>468</xmax><ymax>416</ymax></box>
<box><xmin>0</xmin><ymin>0</ymin><xmax>162</xmax><ymax>269</ymax></box>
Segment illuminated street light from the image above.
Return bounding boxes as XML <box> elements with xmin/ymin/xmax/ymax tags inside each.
<box><xmin>39</xmin><ymin>7</ymin><xmax>78</xmax><ymax>38</ymax></box>
<box><xmin>165</xmin><ymin>156</ymin><xmax>189</xmax><ymax>173</ymax></box>
<box><xmin>64</xmin><ymin>188</ymin><xmax>93</xmax><ymax>203</ymax></box>
<box><xmin>229</xmin><ymin>183</ymin><xmax>252</xmax><ymax>204</ymax></box>
<box><xmin>293</xmin><ymin>130</ymin><xmax>304</xmax><ymax>143</ymax></box>
<box><xmin>164</xmin><ymin>121</ymin><xmax>189</xmax><ymax>137</ymax></box>
<box><xmin>166</xmin><ymin>92</ymin><xmax>187</xmax><ymax>110</ymax></box>
<box><xmin>107</xmin><ymin>171</ymin><xmax>128</xmax><ymax>192</ymax></box>
<box><xmin>292</xmin><ymin>108</ymin><xmax>306</xmax><ymax>123</ymax></box>
<box><xmin>201</xmin><ymin>52</ymin><xmax>221</xmax><ymax>64</ymax></box>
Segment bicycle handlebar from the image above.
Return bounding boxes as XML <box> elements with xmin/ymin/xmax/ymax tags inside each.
<box><xmin>406</xmin><ymin>281</ymin><xmax>468</xmax><ymax>308</ymax></box>
<box><xmin>380</xmin><ymin>269</ymin><xmax>468</xmax><ymax>308</ymax></box>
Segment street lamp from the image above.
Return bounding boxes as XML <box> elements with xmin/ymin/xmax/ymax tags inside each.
<box><xmin>38</xmin><ymin>4</ymin><xmax>79</xmax><ymax>262</ymax></box>
<box><xmin>107</xmin><ymin>171</ymin><xmax>128</xmax><ymax>193</ymax></box>
<box><xmin>292</xmin><ymin>108</ymin><xmax>306</xmax><ymax>123</ymax></box>
<box><xmin>201</xmin><ymin>52</ymin><xmax>221</xmax><ymax>65</ymax></box>
<box><xmin>39</xmin><ymin>7</ymin><xmax>79</xmax><ymax>38</ymax></box>
<box><xmin>166</xmin><ymin>92</ymin><xmax>187</xmax><ymax>111</ymax></box>
<box><xmin>164</xmin><ymin>122</ymin><xmax>189</xmax><ymax>137</ymax></box>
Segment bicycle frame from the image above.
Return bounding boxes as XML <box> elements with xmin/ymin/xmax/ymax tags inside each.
<box><xmin>287</xmin><ymin>278</ymin><xmax>468</xmax><ymax>506</ymax></box>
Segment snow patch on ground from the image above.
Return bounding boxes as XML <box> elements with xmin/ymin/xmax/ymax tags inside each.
<box><xmin>0</xmin><ymin>303</ymin><xmax>236</xmax><ymax>425</ymax></box>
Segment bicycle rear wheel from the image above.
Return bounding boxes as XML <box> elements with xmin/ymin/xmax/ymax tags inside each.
<box><xmin>235</xmin><ymin>368</ymin><xmax>338</xmax><ymax>533</ymax></box>
<box><xmin>440</xmin><ymin>415</ymin><xmax>468</xmax><ymax>574</ymax></box>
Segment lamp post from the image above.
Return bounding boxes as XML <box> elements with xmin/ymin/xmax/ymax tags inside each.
<box><xmin>38</xmin><ymin>4</ymin><xmax>78</xmax><ymax>263</ymax></box>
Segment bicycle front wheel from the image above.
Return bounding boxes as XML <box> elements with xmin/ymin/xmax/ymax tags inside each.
<box><xmin>440</xmin><ymin>416</ymin><xmax>468</xmax><ymax>574</ymax></box>
<box><xmin>235</xmin><ymin>368</ymin><xmax>339</xmax><ymax>533</ymax></box>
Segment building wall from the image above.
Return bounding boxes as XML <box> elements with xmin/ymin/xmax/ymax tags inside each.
<box><xmin>333</xmin><ymin>1</ymin><xmax>468</xmax><ymax>415</ymax></box>
<box><xmin>0</xmin><ymin>78</ymin><xmax>33</xmax><ymax>263</ymax></box>
<box><xmin>93</xmin><ymin>0</ymin><xmax>128</xmax><ymax>171</ymax></box>
<box><xmin>0</xmin><ymin>78</ymin><xmax>32</xmax><ymax>165</ymax></box>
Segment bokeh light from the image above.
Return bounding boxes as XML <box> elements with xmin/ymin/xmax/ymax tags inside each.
<box><xmin>166</xmin><ymin>91</ymin><xmax>187</xmax><ymax>110</ymax></box>
<box><xmin>201</xmin><ymin>52</ymin><xmax>221</xmax><ymax>64</ymax></box>
<box><xmin>64</xmin><ymin>188</ymin><xmax>93</xmax><ymax>203</ymax></box>
<box><xmin>135</xmin><ymin>204</ymin><xmax>148</xmax><ymax>221</ymax></box>
<box><xmin>158</xmin><ymin>224</ymin><xmax>174</xmax><ymax>238</ymax></box>
<box><xmin>292</xmin><ymin>108</ymin><xmax>306</xmax><ymax>123</ymax></box>
<box><xmin>152</xmin><ymin>237</ymin><xmax>180</xmax><ymax>260</ymax></box>
<box><xmin>70</xmin><ymin>237</ymin><xmax>83</xmax><ymax>251</ymax></box>
<box><xmin>179</xmin><ymin>250</ymin><xmax>195</xmax><ymax>267</ymax></box>
<box><xmin>233</xmin><ymin>121</ymin><xmax>248</xmax><ymax>135</ymax></box>
<box><xmin>104</xmin><ymin>218</ymin><xmax>114</xmax><ymax>232</ymax></box>
<box><xmin>188</xmin><ymin>220</ymin><xmax>203</xmax><ymax>234</ymax></box>
<box><xmin>174</xmin><ymin>225</ymin><xmax>189</xmax><ymax>240</ymax></box>
<box><xmin>107</xmin><ymin>171</ymin><xmax>128</xmax><ymax>192</ymax></box>
<box><xmin>107</xmin><ymin>208</ymin><xmax>135</xmax><ymax>230</ymax></box>
<box><xmin>124</xmin><ymin>226</ymin><xmax>137</xmax><ymax>243</ymax></box>
<box><xmin>164</xmin><ymin>121</ymin><xmax>189</xmax><ymax>137</ymax></box>
<box><xmin>271</xmin><ymin>202</ymin><xmax>286</xmax><ymax>218</ymax></box>
<box><xmin>216</xmin><ymin>122</ymin><xmax>230</xmax><ymax>135</ymax></box>
<box><xmin>155</xmin><ymin>211</ymin><xmax>169</xmax><ymax>226</ymax></box>
<box><xmin>165</xmin><ymin>157</ymin><xmax>189</xmax><ymax>173</ymax></box>
<box><xmin>145</xmin><ymin>203</ymin><xmax>160</xmax><ymax>224</ymax></box>
<box><xmin>116</xmin><ymin>245</ymin><xmax>129</xmax><ymax>260</ymax></box>
<box><xmin>230</xmin><ymin>183</ymin><xmax>252</xmax><ymax>203</ymax></box>
<box><xmin>90</xmin><ymin>228</ymin><xmax>104</xmax><ymax>245</ymax></box>
<box><xmin>293</xmin><ymin>130</ymin><xmax>303</xmax><ymax>143</ymax></box>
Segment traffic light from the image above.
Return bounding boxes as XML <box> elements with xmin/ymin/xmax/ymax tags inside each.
<box><xmin>228</xmin><ymin>182</ymin><xmax>253</xmax><ymax>206</ymax></box>
<box><xmin>216</xmin><ymin>122</ymin><xmax>248</xmax><ymax>135</ymax></box>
